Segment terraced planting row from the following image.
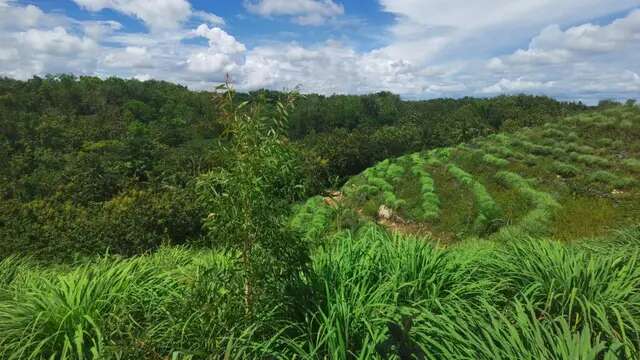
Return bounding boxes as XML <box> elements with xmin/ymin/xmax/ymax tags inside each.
<box><xmin>446</xmin><ymin>163</ymin><xmax>502</xmax><ymax>235</ymax></box>
<box><xmin>338</xmin><ymin>143</ymin><xmax>566</xmax><ymax>241</ymax></box>
<box><xmin>409</xmin><ymin>153</ymin><xmax>441</xmax><ymax>221</ymax></box>
<box><xmin>316</xmin><ymin>106</ymin><xmax>640</xmax><ymax>243</ymax></box>
<box><xmin>492</xmin><ymin>171</ymin><xmax>561</xmax><ymax>241</ymax></box>
<box><xmin>479</xmin><ymin>130</ymin><xmax>638</xmax><ymax>191</ymax></box>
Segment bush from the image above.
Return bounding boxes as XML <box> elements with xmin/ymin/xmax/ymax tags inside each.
<box><xmin>588</xmin><ymin>170</ymin><xmax>635</xmax><ymax>189</ymax></box>
<box><xmin>551</xmin><ymin>161</ymin><xmax>581</xmax><ymax>178</ymax></box>
<box><xmin>386</xmin><ymin>164</ymin><xmax>405</xmax><ymax>180</ymax></box>
<box><xmin>410</xmin><ymin>156</ymin><xmax>441</xmax><ymax>222</ymax></box>
<box><xmin>564</xmin><ymin>142</ymin><xmax>594</xmax><ymax>154</ymax></box>
<box><xmin>366</xmin><ymin>176</ymin><xmax>393</xmax><ymax>192</ymax></box>
<box><xmin>482</xmin><ymin>154</ymin><xmax>509</xmax><ymax>167</ymax></box>
<box><xmin>541</xmin><ymin>128</ymin><xmax>565</xmax><ymax>139</ymax></box>
<box><xmin>290</xmin><ymin>196</ymin><xmax>335</xmax><ymax>243</ymax></box>
<box><xmin>383</xmin><ymin>191</ymin><xmax>405</xmax><ymax>209</ymax></box>
<box><xmin>519</xmin><ymin>141</ymin><xmax>554</xmax><ymax>156</ymax></box>
<box><xmin>487</xmin><ymin>145</ymin><xmax>514</xmax><ymax>158</ymax></box>
<box><xmin>623</xmin><ymin>158</ymin><xmax>640</xmax><ymax>172</ymax></box>
<box><xmin>571</xmin><ymin>153</ymin><xmax>611</xmax><ymax>167</ymax></box>
<box><xmin>0</xmin><ymin>187</ymin><xmax>204</xmax><ymax>260</ymax></box>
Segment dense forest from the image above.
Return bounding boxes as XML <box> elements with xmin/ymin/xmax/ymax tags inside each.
<box><xmin>0</xmin><ymin>75</ymin><xmax>588</xmax><ymax>260</ymax></box>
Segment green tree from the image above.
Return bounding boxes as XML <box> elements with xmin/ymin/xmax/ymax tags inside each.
<box><xmin>196</xmin><ymin>83</ymin><xmax>308</xmax><ymax>314</ymax></box>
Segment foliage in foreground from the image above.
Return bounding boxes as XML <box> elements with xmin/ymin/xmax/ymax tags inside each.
<box><xmin>1</xmin><ymin>225</ymin><xmax>639</xmax><ymax>359</ymax></box>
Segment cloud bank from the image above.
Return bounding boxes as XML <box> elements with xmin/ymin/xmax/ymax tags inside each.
<box><xmin>0</xmin><ymin>0</ymin><xmax>638</xmax><ymax>103</ymax></box>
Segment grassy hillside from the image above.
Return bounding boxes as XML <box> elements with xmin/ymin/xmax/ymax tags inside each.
<box><xmin>335</xmin><ymin>105</ymin><xmax>640</xmax><ymax>243</ymax></box>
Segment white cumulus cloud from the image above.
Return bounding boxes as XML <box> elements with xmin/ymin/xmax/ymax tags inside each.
<box><xmin>244</xmin><ymin>0</ymin><xmax>344</xmax><ymax>25</ymax></box>
<box><xmin>185</xmin><ymin>25</ymin><xmax>247</xmax><ymax>79</ymax></box>
<box><xmin>73</xmin><ymin>0</ymin><xmax>224</xmax><ymax>31</ymax></box>
<box><xmin>103</xmin><ymin>46</ymin><xmax>153</xmax><ymax>69</ymax></box>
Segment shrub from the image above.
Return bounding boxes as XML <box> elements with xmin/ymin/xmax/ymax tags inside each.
<box><xmin>358</xmin><ymin>184</ymin><xmax>380</xmax><ymax>197</ymax></box>
<box><xmin>290</xmin><ymin>196</ymin><xmax>335</xmax><ymax>243</ymax></box>
<box><xmin>620</xmin><ymin>119</ymin><xmax>634</xmax><ymax>129</ymax></box>
<box><xmin>431</xmin><ymin>148</ymin><xmax>452</xmax><ymax>161</ymax></box>
<box><xmin>491</xmin><ymin>133</ymin><xmax>511</xmax><ymax>144</ymax></box>
<box><xmin>571</xmin><ymin>153</ymin><xmax>611</xmax><ymax>167</ymax></box>
<box><xmin>409</xmin><ymin>153</ymin><xmax>426</xmax><ymax>169</ymax></box>
<box><xmin>386</xmin><ymin>163</ymin><xmax>405</xmax><ymax>181</ymax></box>
<box><xmin>367</xmin><ymin>177</ymin><xmax>394</xmax><ymax>192</ymax></box>
<box><xmin>522</xmin><ymin>154</ymin><xmax>539</xmax><ymax>166</ymax></box>
<box><xmin>362</xmin><ymin>199</ymin><xmax>380</xmax><ymax>217</ymax></box>
<box><xmin>567</xmin><ymin>132</ymin><xmax>579</xmax><ymax>142</ymax></box>
<box><xmin>551</xmin><ymin>161</ymin><xmax>581</xmax><ymax>178</ymax></box>
<box><xmin>623</xmin><ymin>158</ymin><xmax>640</xmax><ymax>172</ymax></box>
<box><xmin>375</xmin><ymin>159</ymin><xmax>391</xmax><ymax>173</ymax></box>
<box><xmin>596</xmin><ymin>138</ymin><xmax>613</xmax><ymax>147</ymax></box>
<box><xmin>383</xmin><ymin>191</ymin><xmax>405</xmax><ymax>209</ymax></box>
<box><xmin>541</xmin><ymin>128</ymin><xmax>566</xmax><ymax>139</ymax></box>
<box><xmin>482</xmin><ymin>154</ymin><xmax>509</xmax><ymax>167</ymax></box>
<box><xmin>588</xmin><ymin>170</ymin><xmax>635</xmax><ymax>189</ymax></box>
<box><xmin>419</xmin><ymin>176</ymin><xmax>435</xmax><ymax>193</ymax></box>
<box><xmin>419</xmin><ymin>179</ymin><xmax>440</xmax><ymax>221</ymax></box>
<box><xmin>492</xmin><ymin>145</ymin><xmax>514</xmax><ymax>158</ymax></box>
<box><xmin>410</xmin><ymin>156</ymin><xmax>441</xmax><ymax>222</ymax></box>
<box><xmin>509</xmin><ymin>138</ymin><xmax>524</xmax><ymax>147</ymax></box>
<box><xmin>565</xmin><ymin>142</ymin><xmax>594</xmax><ymax>154</ymax></box>
<box><xmin>517</xmin><ymin>140</ymin><xmax>553</xmax><ymax>156</ymax></box>
<box><xmin>549</xmin><ymin>146</ymin><xmax>566</xmax><ymax>159</ymax></box>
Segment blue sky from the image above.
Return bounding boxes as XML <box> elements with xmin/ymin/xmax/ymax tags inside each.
<box><xmin>1</xmin><ymin>0</ymin><xmax>639</xmax><ymax>103</ymax></box>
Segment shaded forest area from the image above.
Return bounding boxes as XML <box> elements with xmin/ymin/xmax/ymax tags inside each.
<box><xmin>0</xmin><ymin>75</ymin><xmax>588</xmax><ymax>259</ymax></box>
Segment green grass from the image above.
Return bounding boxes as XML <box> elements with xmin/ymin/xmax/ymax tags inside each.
<box><xmin>551</xmin><ymin>195</ymin><xmax>619</xmax><ymax>241</ymax></box>
<box><xmin>386</xmin><ymin>163</ymin><xmax>405</xmax><ymax>181</ymax></box>
<box><xmin>2</xmin><ymin>225</ymin><xmax>640</xmax><ymax>358</ymax></box>
<box><xmin>348</xmin><ymin>160</ymin><xmax>410</xmax><ymax>211</ymax></box>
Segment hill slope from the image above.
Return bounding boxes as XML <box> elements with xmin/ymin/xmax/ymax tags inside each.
<box><xmin>297</xmin><ymin>105</ymin><xmax>640</xmax><ymax>243</ymax></box>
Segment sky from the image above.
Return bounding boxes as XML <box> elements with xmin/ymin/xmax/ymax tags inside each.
<box><xmin>0</xmin><ymin>0</ymin><xmax>639</xmax><ymax>103</ymax></box>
